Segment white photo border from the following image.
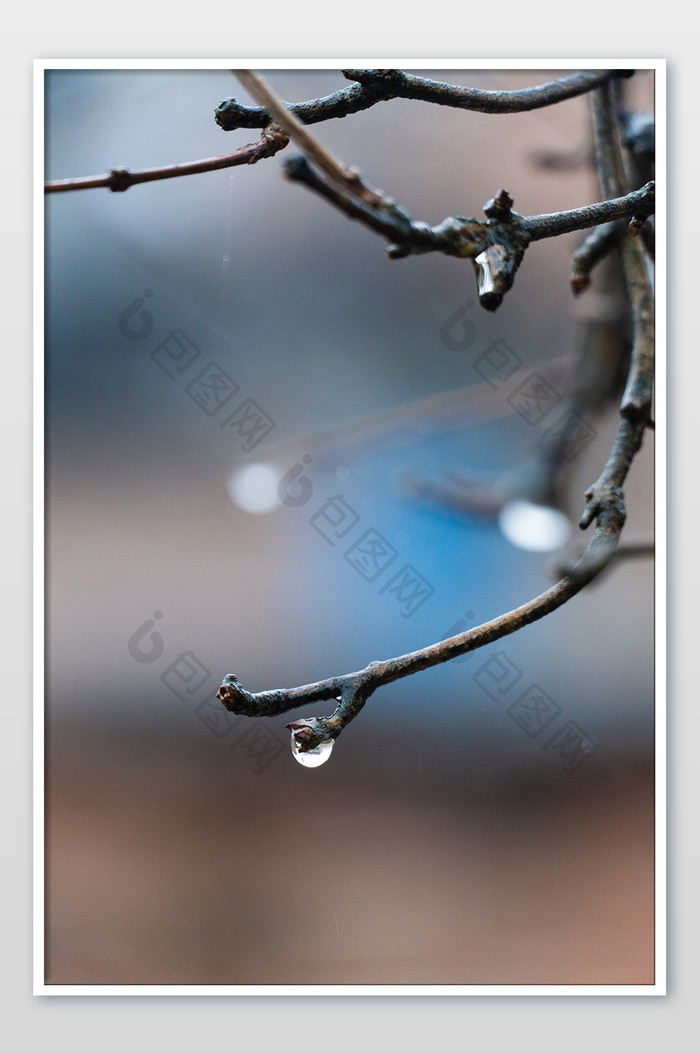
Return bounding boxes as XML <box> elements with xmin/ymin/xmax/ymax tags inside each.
<box><xmin>34</xmin><ymin>56</ymin><xmax>666</xmax><ymax>997</ymax></box>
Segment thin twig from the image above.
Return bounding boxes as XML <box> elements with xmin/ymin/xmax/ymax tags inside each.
<box><xmin>235</xmin><ymin>70</ymin><xmax>384</xmax><ymax>208</ymax></box>
<box><xmin>250</xmin><ymin>355</ymin><xmax>578</xmax><ymax>470</ymax></box>
<box><xmin>405</xmin><ymin>278</ymin><xmax>633</xmax><ymax>525</ymax></box>
<box><xmin>575</xmin><ymin>415</ymin><xmax>647</xmax><ymax>577</ymax></box>
<box><xmin>570</xmin><ymin>221</ymin><xmax>620</xmax><ymax>294</ymax></box>
<box><xmin>218</xmin><ymin>330</ymin><xmax>648</xmax><ymax>756</ymax></box>
<box><xmin>287</xmin><ymin>157</ymin><xmax>653</xmax><ymax>254</ymax></box>
<box><xmin>570</xmin><ymin>83</ymin><xmax>655</xmax><ymax>577</ymax></box>
<box><xmin>215</xmin><ymin>68</ymin><xmax>633</xmax><ymax>130</ymax></box>
<box><xmin>285</xmin><ymin>152</ymin><xmax>654</xmax><ymax>310</ymax></box>
<box><xmin>344</xmin><ymin>69</ymin><xmax>634</xmax><ymax>114</ymax></box>
<box><xmin>217</xmin><ymin>535</ymin><xmax>623</xmax><ymax>749</ymax></box>
<box><xmin>44</xmin><ymin>125</ymin><xmax>289</xmax><ymax>194</ymax></box>
<box><xmin>235</xmin><ymin>71</ymin><xmax>354</xmax><ymax>191</ymax></box>
<box><xmin>283</xmin><ymin>154</ymin><xmax>419</xmax><ymax>243</ymax></box>
<box><xmin>400</xmin><ymin>462</ymin><xmax>553</xmax><ymax>521</ymax></box>
<box><xmin>591</xmin><ymin>85</ymin><xmax>655</xmax><ymax>422</ymax></box>
<box><xmin>521</xmin><ymin>182</ymin><xmax>654</xmax><ymax>240</ymax></box>
<box><xmin>548</xmin><ymin>537</ymin><xmax>654</xmax><ymax>580</ymax></box>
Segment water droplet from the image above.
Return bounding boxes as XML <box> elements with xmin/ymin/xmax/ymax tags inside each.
<box><xmin>228</xmin><ymin>462</ymin><xmax>283</xmax><ymax>514</ymax></box>
<box><xmin>499</xmin><ymin>500</ymin><xmax>570</xmax><ymax>552</ymax></box>
<box><xmin>291</xmin><ymin>736</ymin><xmax>334</xmax><ymax>768</ymax></box>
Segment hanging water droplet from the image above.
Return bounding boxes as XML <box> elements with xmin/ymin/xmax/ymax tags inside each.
<box><xmin>291</xmin><ymin>735</ymin><xmax>334</xmax><ymax>768</ymax></box>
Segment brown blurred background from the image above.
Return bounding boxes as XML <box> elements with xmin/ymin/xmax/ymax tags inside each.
<box><xmin>44</xmin><ymin>67</ymin><xmax>656</xmax><ymax>986</ymax></box>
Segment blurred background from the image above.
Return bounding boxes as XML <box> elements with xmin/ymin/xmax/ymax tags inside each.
<box><xmin>43</xmin><ymin>66</ymin><xmax>656</xmax><ymax>985</ymax></box>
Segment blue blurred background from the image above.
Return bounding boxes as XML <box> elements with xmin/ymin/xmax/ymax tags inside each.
<box><xmin>44</xmin><ymin>67</ymin><xmax>656</xmax><ymax>985</ymax></box>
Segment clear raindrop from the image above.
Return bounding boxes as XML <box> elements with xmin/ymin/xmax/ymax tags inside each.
<box><xmin>291</xmin><ymin>736</ymin><xmax>335</xmax><ymax>768</ymax></box>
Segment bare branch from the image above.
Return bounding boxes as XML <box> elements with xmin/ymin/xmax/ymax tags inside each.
<box><xmin>216</xmin><ymin>77</ymin><xmax>655</xmax><ymax>757</ymax></box>
<box><xmin>400</xmin><ymin>465</ymin><xmax>531</xmax><ymax>521</ymax></box>
<box><xmin>283</xmin><ymin>154</ymin><xmax>421</xmax><ymax>245</ymax></box>
<box><xmin>521</xmin><ymin>182</ymin><xmax>654</xmax><ymax>240</ymax></box>
<box><xmin>344</xmin><ymin>69</ymin><xmax>634</xmax><ymax>114</ymax></box>
<box><xmin>574</xmin><ymin>415</ymin><xmax>647</xmax><ymax>579</ymax></box>
<box><xmin>285</xmin><ymin>153</ymin><xmax>654</xmax><ymax>310</ymax></box>
<box><xmin>233</xmin><ymin>70</ymin><xmax>378</xmax><ymax>203</ymax></box>
<box><xmin>568</xmin><ymin>82</ymin><xmax>655</xmax><ymax>577</ymax></box>
<box><xmin>592</xmin><ymin>85</ymin><xmax>655</xmax><ymax>423</ymax></box>
<box><xmin>252</xmin><ymin>355</ymin><xmax>578</xmax><ymax>472</ymax></box>
<box><xmin>215</xmin><ymin>68</ymin><xmax>633</xmax><ymax>131</ymax></box>
<box><xmin>44</xmin><ymin>125</ymin><xmax>289</xmax><ymax>194</ymax></box>
<box><xmin>550</xmin><ymin>536</ymin><xmax>654</xmax><ymax>580</ymax></box>
<box><xmin>570</xmin><ymin>221</ymin><xmax>620</xmax><ymax>294</ymax></box>
<box><xmin>217</xmin><ymin>318</ymin><xmax>649</xmax><ymax>755</ymax></box>
<box><xmin>217</xmin><ymin>531</ymin><xmax>625</xmax><ymax>752</ymax></box>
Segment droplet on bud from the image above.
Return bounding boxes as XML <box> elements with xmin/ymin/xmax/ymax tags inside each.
<box><xmin>291</xmin><ymin>735</ymin><xmax>334</xmax><ymax>768</ymax></box>
<box><xmin>286</xmin><ymin>720</ymin><xmax>335</xmax><ymax>768</ymax></box>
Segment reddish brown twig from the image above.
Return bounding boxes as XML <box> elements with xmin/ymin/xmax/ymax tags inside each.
<box><xmin>44</xmin><ymin>125</ymin><xmax>289</xmax><ymax>194</ymax></box>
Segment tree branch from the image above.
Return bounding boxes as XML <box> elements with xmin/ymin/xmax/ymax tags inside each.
<box><xmin>570</xmin><ymin>221</ymin><xmax>620</xmax><ymax>294</ymax></box>
<box><xmin>591</xmin><ymin>84</ymin><xmax>655</xmax><ymax>422</ymax></box>
<box><xmin>215</xmin><ymin>68</ymin><xmax>633</xmax><ymax>131</ymax></box>
<box><xmin>217</xmin><ymin>530</ymin><xmax>626</xmax><ymax>752</ymax></box>
<box><xmin>285</xmin><ymin>153</ymin><xmax>654</xmax><ymax>310</ymax></box>
<box><xmin>568</xmin><ymin>82</ymin><xmax>655</xmax><ymax>577</ymax></box>
<box><xmin>550</xmin><ymin>536</ymin><xmax>654</xmax><ymax>581</ymax></box>
<box><xmin>44</xmin><ymin>125</ymin><xmax>289</xmax><ymax>194</ymax></box>
<box><xmin>233</xmin><ymin>70</ymin><xmax>381</xmax><ymax>205</ymax></box>
<box><xmin>521</xmin><ymin>182</ymin><xmax>655</xmax><ymax>240</ymax></box>
<box><xmin>217</xmin><ymin>76</ymin><xmax>655</xmax><ymax>758</ymax></box>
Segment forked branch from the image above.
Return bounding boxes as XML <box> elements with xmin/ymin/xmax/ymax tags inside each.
<box><xmin>217</xmin><ymin>530</ymin><xmax>627</xmax><ymax>751</ymax></box>
<box><xmin>285</xmin><ymin>150</ymin><xmax>653</xmax><ymax>310</ymax></box>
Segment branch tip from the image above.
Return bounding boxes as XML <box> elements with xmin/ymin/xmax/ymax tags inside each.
<box><xmin>570</xmin><ymin>273</ymin><xmax>591</xmax><ymax>295</ymax></box>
